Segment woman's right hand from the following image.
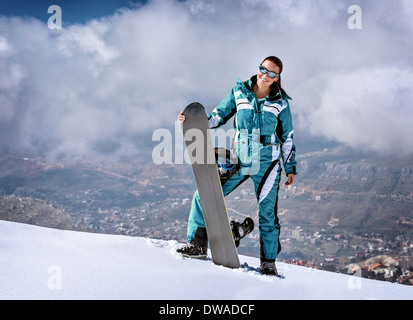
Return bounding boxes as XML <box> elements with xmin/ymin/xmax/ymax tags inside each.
<box><xmin>178</xmin><ymin>110</ymin><xmax>186</xmax><ymax>123</ymax></box>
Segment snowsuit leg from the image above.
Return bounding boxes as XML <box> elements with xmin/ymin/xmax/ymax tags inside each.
<box><xmin>186</xmin><ymin>173</ymin><xmax>248</xmax><ymax>244</ymax></box>
<box><xmin>187</xmin><ymin>190</ymin><xmax>205</xmax><ymax>242</ymax></box>
<box><xmin>250</xmin><ymin>158</ymin><xmax>282</xmax><ymax>261</ymax></box>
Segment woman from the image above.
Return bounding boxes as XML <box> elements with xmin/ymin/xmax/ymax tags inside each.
<box><xmin>177</xmin><ymin>56</ymin><xmax>297</xmax><ymax>275</ymax></box>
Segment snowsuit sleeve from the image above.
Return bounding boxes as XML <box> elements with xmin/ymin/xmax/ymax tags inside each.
<box><xmin>276</xmin><ymin>103</ymin><xmax>297</xmax><ymax>176</ymax></box>
<box><xmin>206</xmin><ymin>88</ymin><xmax>237</xmax><ymax>129</ymax></box>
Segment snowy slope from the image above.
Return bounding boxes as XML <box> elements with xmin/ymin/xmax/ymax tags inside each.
<box><xmin>0</xmin><ymin>220</ymin><xmax>411</xmax><ymax>300</ymax></box>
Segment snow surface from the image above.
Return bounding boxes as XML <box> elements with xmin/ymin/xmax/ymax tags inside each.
<box><xmin>0</xmin><ymin>220</ymin><xmax>411</xmax><ymax>300</ymax></box>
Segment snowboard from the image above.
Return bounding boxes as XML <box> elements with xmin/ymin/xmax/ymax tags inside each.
<box><xmin>182</xmin><ymin>102</ymin><xmax>241</xmax><ymax>269</ymax></box>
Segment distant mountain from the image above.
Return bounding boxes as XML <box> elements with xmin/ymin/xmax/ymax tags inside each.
<box><xmin>0</xmin><ymin>195</ymin><xmax>89</xmax><ymax>232</ymax></box>
<box><xmin>281</xmin><ymin>146</ymin><xmax>413</xmax><ymax>236</ymax></box>
<box><xmin>0</xmin><ymin>145</ymin><xmax>412</xmax><ymax>245</ymax></box>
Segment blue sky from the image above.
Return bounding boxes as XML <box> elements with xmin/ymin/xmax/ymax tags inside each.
<box><xmin>0</xmin><ymin>0</ymin><xmax>147</xmax><ymax>24</ymax></box>
<box><xmin>1</xmin><ymin>0</ymin><xmax>413</xmax><ymax>160</ymax></box>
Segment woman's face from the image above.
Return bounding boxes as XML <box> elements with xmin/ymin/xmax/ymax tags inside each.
<box><xmin>257</xmin><ymin>59</ymin><xmax>280</xmax><ymax>89</ymax></box>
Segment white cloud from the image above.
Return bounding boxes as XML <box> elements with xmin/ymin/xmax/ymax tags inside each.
<box><xmin>309</xmin><ymin>67</ymin><xmax>413</xmax><ymax>153</ymax></box>
<box><xmin>0</xmin><ymin>36</ymin><xmax>25</xmax><ymax>122</ymax></box>
<box><xmin>0</xmin><ymin>0</ymin><xmax>412</xmax><ymax>160</ymax></box>
<box><xmin>0</xmin><ymin>36</ymin><xmax>13</xmax><ymax>57</ymax></box>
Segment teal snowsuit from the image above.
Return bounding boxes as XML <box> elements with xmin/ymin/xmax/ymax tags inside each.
<box><xmin>187</xmin><ymin>76</ymin><xmax>297</xmax><ymax>261</ymax></box>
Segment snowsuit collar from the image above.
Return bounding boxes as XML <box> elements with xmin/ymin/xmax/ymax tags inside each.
<box><xmin>237</xmin><ymin>76</ymin><xmax>291</xmax><ymax>101</ymax></box>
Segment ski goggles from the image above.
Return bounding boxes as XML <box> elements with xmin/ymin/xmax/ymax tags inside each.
<box><xmin>259</xmin><ymin>65</ymin><xmax>279</xmax><ymax>79</ymax></box>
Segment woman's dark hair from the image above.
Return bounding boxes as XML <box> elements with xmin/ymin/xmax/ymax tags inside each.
<box><xmin>261</xmin><ymin>56</ymin><xmax>286</xmax><ymax>97</ymax></box>
<box><xmin>261</xmin><ymin>56</ymin><xmax>283</xmax><ymax>88</ymax></box>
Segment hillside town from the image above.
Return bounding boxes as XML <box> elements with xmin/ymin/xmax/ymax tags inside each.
<box><xmin>1</xmin><ymin>154</ymin><xmax>412</xmax><ymax>287</ymax></box>
<box><xmin>281</xmin><ymin>256</ymin><xmax>413</xmax><ymax>286</ymax></box>
<box><xmin>278</xmin><ymin>226</ymin><xmax>413</xmax><ymax>286</ymax></box>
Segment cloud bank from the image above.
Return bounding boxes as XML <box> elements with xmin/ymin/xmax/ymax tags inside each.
<box><xmin>1</xmin><ymin>0</ymin><xmax>412</xmax><ymax>160</ymax></box>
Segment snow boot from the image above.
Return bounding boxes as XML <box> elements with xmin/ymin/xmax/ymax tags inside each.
<box><xmin>176</xmin><ymin>242</ymin><xmax>208</xmax><ymax>259</ymax></box>
<box><xmin>231</xmin><ymin>217</ymin><xmax>254</xmax><ymax>247</ymax></box>
<box><xmin>260</xmin><ymin>259</ymin><xmax>278</xmax><ymax>276</ymax></box>
<box><xmin>177</xmin><ymin>227</ymin><xmax>208</xmax><ymax>259</ymax></box>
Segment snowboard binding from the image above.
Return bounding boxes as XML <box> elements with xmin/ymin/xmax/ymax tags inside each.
<box><xmin>231</xmin><ymin>217</ymin><xmax>254</xmax><ymax>247</ymax></box>
<box><xmin>214</xmin><ymin>148</ymin><xmax>239</xmax><ymax>186</ymax></box>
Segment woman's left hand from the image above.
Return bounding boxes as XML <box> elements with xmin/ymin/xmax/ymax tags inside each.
<box><xmin>285</xmin><ymin>173</ymin><xmax>295</xmax><ymax>186</ymax></box>
<box><xmin>178</xmin><ymin>110</ymin><xmax>186</xmax><ymax>124</ymax></box>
